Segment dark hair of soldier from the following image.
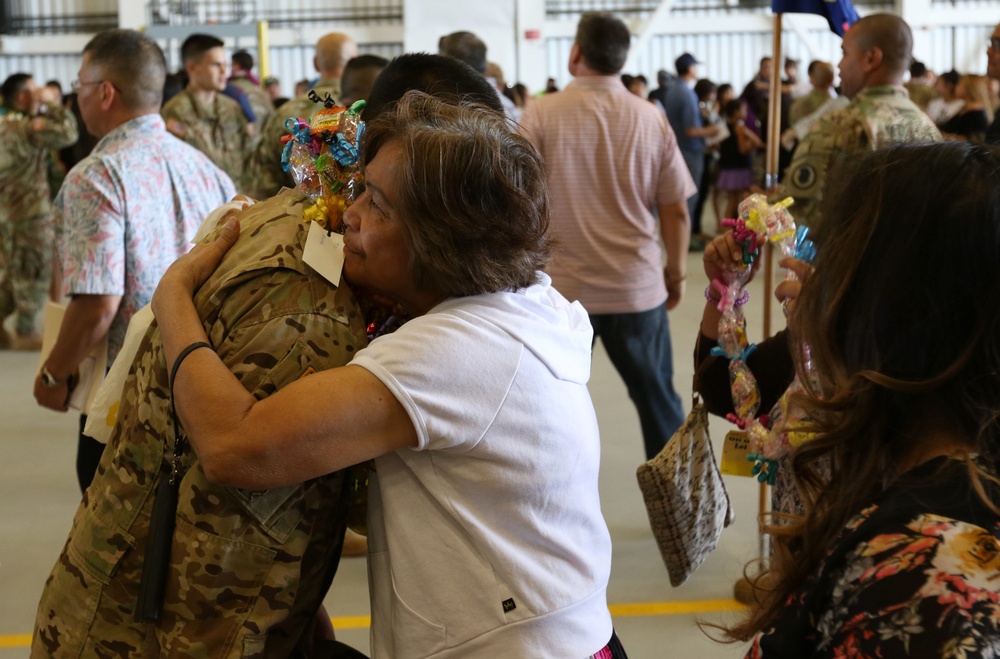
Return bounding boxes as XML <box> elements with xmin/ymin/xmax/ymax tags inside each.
<box><xmin>231</xmin><ymin>49</ymin><xmax>254</xmax><ymax>72</ymax></box>
<box><xmin>364</xmin><ymin>52</ymin><xmax>504</xmax><ymax>120</ymax></box>
<box><xmin>180</xmin><ymin>32</ymin><xmax>225</xmax><ymax>66</ymax></box>
<box><xmin>2</xmin><ymin>73</ymin><xmax>32</xmax><ymax>109</ymax></box>
<box><xmin>339</xmin><ymin>54</ymin><xmax>389</xmax><ymax>107</ymax></box>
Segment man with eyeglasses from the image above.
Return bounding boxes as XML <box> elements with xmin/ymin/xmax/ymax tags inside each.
<box><xmin>162</xmin><ymin>33</ymin><xmax>251</xmax><ymax>191</ymax></box>
<box><xmin>33</xmin><ymin>29</ymin><xmax>234</xmax><ymax>494</ymax></box>
<box><xmin>0</xmin><ymin>73</ymin><xmax>78</xmax><ymax>350</ymax></box>
<box><xmin>986</xmin><ymin>27</ymin><xmax>1000</xmax><ymax>144</ymax></box>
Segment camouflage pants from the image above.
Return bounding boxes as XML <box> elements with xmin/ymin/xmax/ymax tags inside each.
<box><xmin>0</xmin><ymin>214</ymin><xmax>51</xmax><ymax>336</ymax></box>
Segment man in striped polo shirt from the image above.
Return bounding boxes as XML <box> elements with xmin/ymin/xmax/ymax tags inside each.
<box><xmin>520</xmin><ymin>11</ymin><xmax>695</xmax><ymax>460</ymax></box>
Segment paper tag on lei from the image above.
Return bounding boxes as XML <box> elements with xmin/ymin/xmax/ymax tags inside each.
<box><xmin>303</xmin><ymin>221</ymin><xmax>345</xmax><ymax>286</ymax></box>
<box><xmin>720</xmin><ymin>430</ymin><xmax>755</xmax><ymax>477</ymax></box>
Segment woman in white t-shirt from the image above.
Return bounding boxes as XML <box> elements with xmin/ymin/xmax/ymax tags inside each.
<box><xmin>152</xmin><ymin>91</ymin><xmax>620</xmax><ymax>659</ymax></box>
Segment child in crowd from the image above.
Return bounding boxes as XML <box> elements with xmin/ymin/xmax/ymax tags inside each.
<box><xmin>716</xmin><ymin>99</ymin><xmax>762</xmax><ymax>224</ymax></box>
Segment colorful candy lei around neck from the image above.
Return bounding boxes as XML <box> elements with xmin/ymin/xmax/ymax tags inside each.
<box><xmin>281</xmin><ymin>91</ymin><xmax>366</xmax><ymax>231</ymax></box>
<box><xmin>709</xmin><ymin>194</ymin><xmax>817</xmax><ymax>484</ymax></box>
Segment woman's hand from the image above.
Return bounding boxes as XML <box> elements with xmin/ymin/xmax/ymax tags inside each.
<box><xmin>153</xmin><ymin>218</ymin><xmax>241</xmax><ymax>313</ymax></box>
<box><xmin>775</xmin><ymin>257</ymin><xmax>813</xmax><ymax>312</ymax></box>
<box><xmin>700</xmin><ymin>232</ymin><xmax>747</xmax><ymax>339</ymax></box>
<box><xmin>703</xmin><ymin>231</ymin><xmax>748</xmax><ymax>284</ymax></box>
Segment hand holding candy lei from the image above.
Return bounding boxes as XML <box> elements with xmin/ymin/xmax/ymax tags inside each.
<box><xmin>711</xmin><ymin>194</ymin><xmax>816</xmax><ymax>484</ymax></box>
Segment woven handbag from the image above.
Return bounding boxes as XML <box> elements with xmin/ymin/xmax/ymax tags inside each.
<box><xmin>636</xmin><ymin>398</ymin><xmax>735</xmax><ymax>587</ymax></box>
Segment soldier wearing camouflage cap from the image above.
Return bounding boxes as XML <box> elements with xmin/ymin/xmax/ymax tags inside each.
<box><xmin>782</xmin><ymin>14</ymin><xmax>940</xmax><ymax>231</ymax></box>
<box><xmin>0</xmin><ymin>73</ymin><xmax>78</xmax><ymax>349</ymax></box>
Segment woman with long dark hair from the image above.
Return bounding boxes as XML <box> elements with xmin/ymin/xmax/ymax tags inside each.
<box><xmin>727</xmin><ymin>141</ymin><xmax>1000</xmax><ymax>656</ymax></box>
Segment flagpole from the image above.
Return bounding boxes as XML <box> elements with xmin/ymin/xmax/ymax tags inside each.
<box><xmin>757</xmin><ymin>11</ymin><xmax>784</xmax><ymax>563</ymax></box>
<box><xmin>764</xmin><ymin>13</ymin><xmax>782</xmax><ymax>337</ymax></box>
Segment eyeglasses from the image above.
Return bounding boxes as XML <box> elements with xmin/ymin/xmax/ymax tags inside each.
<box><xmin>988</xmin><ymin>37</ymin><xmax>1000</xmax><ymax>51</ymax></box>
<box><xmin>70</xmin><ymin>79</ymin><xmax>103</xmax><ymax>92</ymax></box>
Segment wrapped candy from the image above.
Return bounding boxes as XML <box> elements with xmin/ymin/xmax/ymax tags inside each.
<box><xmin>280</xmin><ymin>93</ymin><xmax>367</xmax><ymax>231</ymax></box>
<box><xmin>728</xmin><ymin>359</ymin><xmax>760</xmax><ymax>427</ymax></box>
<box><xmin>711</xmin><ymin>194</ymin><xmax>821</xmax><ymax>481</ymax></box>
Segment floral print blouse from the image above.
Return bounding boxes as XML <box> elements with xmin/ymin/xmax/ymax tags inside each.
<box><xmin>748</xmin><ymin>457</ymin><xmax>1000</xmax><ymax>658</ymax></box>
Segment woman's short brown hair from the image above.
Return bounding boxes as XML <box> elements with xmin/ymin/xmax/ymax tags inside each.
<box><xmin>361</xmin><ymin>90</ymin><xmax>551</xmax><ymax>298</ymax></box>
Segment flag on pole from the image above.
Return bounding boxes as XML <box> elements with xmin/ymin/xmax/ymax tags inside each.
<box><xmin>771</xmin><ymin>0</ymin><xmax>859</xmax><ymax>36</ymax></box>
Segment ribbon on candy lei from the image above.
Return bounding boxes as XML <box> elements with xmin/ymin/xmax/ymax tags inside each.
<box><xmin>280</xmin><ymin>93</ymin><xmax>367</xmax><ymax>232</ymax></box>
<box><xmin>712</xmin><ymin>194</ymin><xmax>816</xmax><ymax>484</ymax></box>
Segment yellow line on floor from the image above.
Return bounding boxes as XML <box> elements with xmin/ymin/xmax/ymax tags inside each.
<box><xmin>331</xmin><ymin>614</ymin><xmax>373</xmax><ymax>629</ymax></box>
<box><xmin>0</xmin><ymin>635</ymin><xmax>31</xmax><ymax>648</ymax></box>
<box><xmin>0</xmin><ymin>600</ymin><xmax>747</xmax><ymax>647</ymax></box>
<box><xmin>609</xmin><ymin>599</ymin><xmax>747</xmax><ymax>617</ymax></box>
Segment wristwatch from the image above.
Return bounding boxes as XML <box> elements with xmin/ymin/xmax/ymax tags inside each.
<box><xmin>40</xmin><ymin>365</ymin><xmax>66</xmax><ymax>388</ymax></box>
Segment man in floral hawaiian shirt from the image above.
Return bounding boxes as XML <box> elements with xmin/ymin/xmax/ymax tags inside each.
<box><xmin>33</xmin><ymin>29</ymin><xmax>234</xmax><ymax>494</ymax></box>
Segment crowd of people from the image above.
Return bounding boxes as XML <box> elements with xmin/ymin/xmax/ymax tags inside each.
<box><xmin>2</xmin><ymin>8</ymin><xmax>1000</xmax><ymax>658</ymax></box>
<box><xmin>610</xmin><ymin>27</ymin><xmax>1000</xmax><ymax>251</ymax></box>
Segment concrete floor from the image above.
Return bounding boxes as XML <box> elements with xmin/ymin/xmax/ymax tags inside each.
<box><xmin>0</xmin><ymin>242</ymin><xmax>786</xmax><ymax>658</ymax></box>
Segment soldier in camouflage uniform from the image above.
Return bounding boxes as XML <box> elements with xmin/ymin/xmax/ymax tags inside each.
<box><xmin>162</xmin><ymin>34</ymin><xmax>251</xmax><ymax>192</ymax></box>
<box><xmin>782</xmin><ymin>14</ymin><xmax>940</xmax><ymax>231</ymax></box>
<box><xmin>246</xmin><ymin>32</ymin><xmax>357</xmax><ymax>199</ymax></box>
<box><xmin>788</xmin><ymin>61</ymin><xmax>835</xmax><ymax>126</ymax></box>
<box><xmin>0</xmin><ymin>73</ymin><xmax>78</xmax><ymax>347</ymax></box>
<box><xmin>32</xmin><ymin>189</ymin><xmax>370</xmax><ymax>658</ymax></box>
<box><xmin>229</xmin><ymin>50</ymin><xmax>274</xmax><ymax>143</ymax></box>
<box><xmin>904</xmin><ymin>60</ymin><xmax>937</xmax><ymax>112</ymax></box>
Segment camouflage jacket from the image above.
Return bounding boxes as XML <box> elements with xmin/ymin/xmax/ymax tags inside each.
<box><xmin>230</xmin><ymin>74</ymin><xmax>275</xmax><ymax>141</ymax></box>
<box><xmin>162</xmin><ymin>88</ymin><xmax>251</xmax><ymax>193</ymax></box>
<box><xmin>903</xmin><ymin>81</ymin><xmax>937</xmax><ymax>112</ymax></box>
<box><xmin>789</xmin><ymin>88</ymin><xmax>833</xmax><ymax>126</ymax></box>
<box><xmin>246</xmin><ymin>78</ymin><xmax>341</xmax><ymax>200</ymax></box>
<box><xmin>0</xmin><ymin>104</ymin><xmax>78</xmax><ymax>224</ymax></box>
<box><xmin>782</xmin><ymin>85</ymin><xmax>940</xmax><ymax>230</ymax></box>
<box><xmin>33</xmin><ymin>189</ymin><xmax>368</xmax><ymax>659</ymax></box>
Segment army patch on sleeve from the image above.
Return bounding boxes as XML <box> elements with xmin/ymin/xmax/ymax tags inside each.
<box><xmin>790</xmin><ymin>163</ymin><xmax>817</xmax><ymax>190</ymax></box>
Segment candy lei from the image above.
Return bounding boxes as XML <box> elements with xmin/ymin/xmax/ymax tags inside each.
<box><xmin>710</xmin><ymin>194</ymin><xmax>817</xmax><ymax>484</ymax></box>
<box><xmin>281</xmin><ymin>92</ymin><xmax>367</xmax><ymax>231</ymax></box>
<box><xmin>278</xmin><ymin>95</ymin><xmax>410</xmax><ymax>340</ymax></box>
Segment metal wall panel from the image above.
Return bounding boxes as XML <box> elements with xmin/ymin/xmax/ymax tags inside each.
<box><xmin>932</xmin><ymin>0</ymin><xmax>1000</xmax><ymax>6</ymax></box>
<box><xmin>546</xmin><ymin>28</ymin><xmax>843</xmax><ymax>92</ymax></box>
<box><xmin>262</xmin><ymin>42</ymin><xmax>403</xmax><ymax>98</ymax></box>
<box><xmin>6</xmin><ymin>0</ymin><xmax>116</xmax><ymax>35</ymax></box>
<box><xmin>0</xmin><ymin>54</ymin><xmax>82</xmax><ymax>89</ymax></box>
<box><xmin>948</xmin><ymin>24</ymin><xmax>991</xmax><ymax>74</ymax></box>
<box><xmin>0</xmin><ymin>1</ymin><xmax>993</xmax><ymax>91</ymax></box>
<box><xmin>543</xmin><ymin>20</ymin><xmax>988</xmax><ymax>93</ymax></box>
<box><xmin>0</xmin><ymin>42</ymin><xmax>403</xmax><ymax>96</ymax></box>
<box><xmin>146</xmin><ymin>0</ymin><xmax>403</xmax><ymax>27</ymax></box>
